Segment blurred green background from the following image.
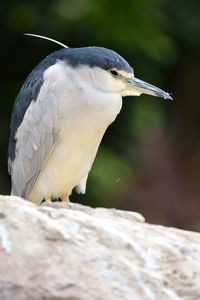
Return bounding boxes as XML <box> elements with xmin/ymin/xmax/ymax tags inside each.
<box><xmin>1</xmin><ymin>0</ymin><xmax>200</xmax><ymax>231</ymax></box>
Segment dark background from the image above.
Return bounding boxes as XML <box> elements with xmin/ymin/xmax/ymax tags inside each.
<box><xmin>1</xmin><ymin>0</ymin><xmax>200</xmax><ymax>231</ymax></box>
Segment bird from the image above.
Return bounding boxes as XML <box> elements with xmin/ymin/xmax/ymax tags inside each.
<box><xmin>8</xmin><ymin>34</ymin><xmax>172</xmax><ymax>204</ymax></box>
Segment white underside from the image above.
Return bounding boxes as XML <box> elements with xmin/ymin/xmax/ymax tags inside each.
<box><xmin>28</xmin><ymin>118</ymin><xmax>108</xmax><ymax>202</ymax></box>
<box><xmin>27</xmin><ymin>61</ymin><xmax>122</xmax><ymax>203</ymax></box>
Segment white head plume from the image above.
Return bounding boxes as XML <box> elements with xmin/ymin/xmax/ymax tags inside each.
<box><xmin>24</xmin><ymin>33</ymin><xmax>69</xmax><ymax>48</ymax></box>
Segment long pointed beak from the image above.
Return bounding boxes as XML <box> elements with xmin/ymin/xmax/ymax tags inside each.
<box><xmin>125</xmin><ymin>77</ymin><xmax>173</xmax><ymax>100</ymax></box>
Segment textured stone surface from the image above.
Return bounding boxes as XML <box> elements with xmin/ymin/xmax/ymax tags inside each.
<box><xmin>0</xmin><ymin>195</ymin><xmax>200</xmax><ymax>300</ymax></box>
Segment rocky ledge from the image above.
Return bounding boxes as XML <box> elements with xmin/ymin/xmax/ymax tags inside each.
<box><xmin>0</xmin><ymin>195</ymin><xmax>200</xmax><ymax>300</ymax></box>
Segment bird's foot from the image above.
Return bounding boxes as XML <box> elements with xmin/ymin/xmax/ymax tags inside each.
<box><xmin>44</xmin><ymin>196</ymin><xmax>51</xmax><ymax>202</ymax></box>
<box><xmin>60</xmin><ymin>193</ymin><xmax>70</xmax><ymax>202</ymax></box>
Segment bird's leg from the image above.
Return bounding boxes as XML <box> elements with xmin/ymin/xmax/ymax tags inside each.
<box><xmin>60</xmin><ymin>193</ymin><xmax>70</xmax><ymax>202</ymax></box>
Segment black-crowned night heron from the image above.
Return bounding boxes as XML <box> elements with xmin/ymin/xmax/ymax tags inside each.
<box><xmin>8</xmin><ymin>34</ymin><xmax>172</xmax><ymax>204</ymax></box>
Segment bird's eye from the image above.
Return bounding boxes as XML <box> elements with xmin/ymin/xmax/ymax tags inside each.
<box><xmin>109</xmin><ymin>70</ymin><xmax>119</xmax><ymax>77</ymax></box>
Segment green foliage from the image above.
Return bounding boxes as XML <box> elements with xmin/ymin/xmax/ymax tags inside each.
<box><xmin>87</xmin><ymin>146</ymin><xmax>133</xmax><ymax>206</ymax></box>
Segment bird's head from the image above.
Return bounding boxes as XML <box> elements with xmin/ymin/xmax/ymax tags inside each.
<box><xmin>59</xmin><ymin>46</ymin><xmax>172</xmax><ymax>100</ymax></box>
<box><xmin>25</xmin><ymin>34</ymin><xmax>172</xmax><ymax>100</ymax></box>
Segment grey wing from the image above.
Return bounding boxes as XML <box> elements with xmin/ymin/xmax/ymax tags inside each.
<box><xmin>9</xmin><ymin>91</ymin><xmax>60</xmax><ymax>199</ymax></box>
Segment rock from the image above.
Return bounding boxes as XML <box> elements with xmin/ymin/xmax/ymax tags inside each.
<box><xmin>0</xmin><ymin>196</ymin><xmax>200</xmax><ymax>300</ymax></box>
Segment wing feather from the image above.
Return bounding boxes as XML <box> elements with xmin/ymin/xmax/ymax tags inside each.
<box><xmin>8</xmin><ymin>55</ymin><xmax>70</xmax><ymax>200</ymax></box>
<box><xmin>9</xmin><ymin>88</ymin><xmax>60</xmax><ymax>198</ymax></box>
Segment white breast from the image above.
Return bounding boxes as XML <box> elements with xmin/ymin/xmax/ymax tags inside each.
<box><xmin>28</xmin><ymin>61</ymin><xmax>122</xmax><ymax>203</ymax></box>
